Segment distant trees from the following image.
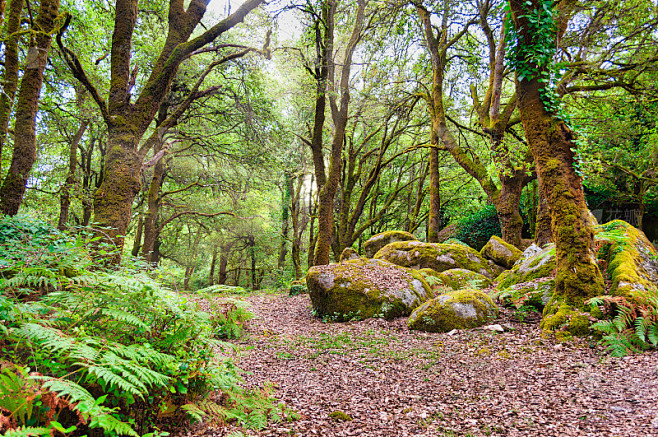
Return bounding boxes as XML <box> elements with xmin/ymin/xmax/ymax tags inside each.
<box><xmin>58</xmin><ymin>0</ymin><xmax>263</xmax><ymax>263</ymax></box>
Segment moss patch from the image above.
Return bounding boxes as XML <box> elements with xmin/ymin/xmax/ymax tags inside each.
<box><xmin>481</xmin><ymin>235</ymin><xmax>523</xmax><ymax>269</ymax></box>
<box><xmin>436</xmin><ymin>268</ymin><xmax>492</xmax><ymax>290</ymax></box>
<box><xmin>496</xmin><ymin>244</ymin><xmax>556</xmax><ymax>289</ymax></box>
<box><xmin>363</xmin><ymin>230</ymin><xmax>417</xmax><ymax>258</ymax></box>
<box><xmin>374</xmin><ymin>241</ymin><xmax>496</xmax><ymax>278</ymax></box>
<box><xmin>594</xmin><ymin>220</ymin><xmax>658</xmax><ymax>298</ymax></box>
<box><xmin>306</xmin><ymin>258</ymin><xmax>432</xmax><ymax>322</ymax></box>
<box><xmin>408</xmin><ymin>289</ymin><xmax>499</xmax><ymax>333</ymax></box>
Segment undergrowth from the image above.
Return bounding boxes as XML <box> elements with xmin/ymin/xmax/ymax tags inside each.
<box><xmin>587</xmin><ymin>289</ymin><xmax>658</xmax><ymax>357</ymax></box>
<box><xmin>0</xmin><ymin>216</ymin><xmax>289</xmax><ymax>436</ymax></box>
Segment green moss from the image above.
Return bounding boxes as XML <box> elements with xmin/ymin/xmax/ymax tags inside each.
<box><xmin>496</xmin><ymin>245</ymin><xmax>556</xmax><ymax>289</ymax></box>
<box><xmin>540</xmin><ymin>298</ymin><xmax>592</xmax><ymax>336</ymax></box>
<box><xmin>306</xmin><ymin>259</ymin><xmax>432</xmax><ymax>322</ymax></box>
<box><xmin>594</xmin><ymin>220</ymin><xmax>658</xmax><ymax>297</ymax></box>
<box><xmin>375</xmin><ymin>241</ymin><xmax>495</xmax><ymax>278</ymax></box>
<box><xmin>436</xmin><ymin>268</ymin><xmax>492</xmax><ymax>290</ymax></box>
<box><xmin>480</xmin><ymin>235</ymin><xmax>523</xmax><ymax>269</ymax></box>
<box><xmin>363</xmin><ymin>230</ymin><xmax>417</xmax><ymax>258</ymax></box>
<box><xmin>329</xmin><ymin>411</ymin><xmax>353</xmax><ymax>421</ymax></box>
<box><xmin>408</xmin><ymin>289</ymin><xmax>499</xmax><ymax>333</ymax></box>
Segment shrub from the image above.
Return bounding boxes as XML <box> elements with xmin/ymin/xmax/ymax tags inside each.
<box><xmin>454</xmin><ymin>204</ymin><xmax>501</xmax><ymax>250</ymax></box>
<box><xmin>0</xmin><ymin>216</ymin><xmax>286</xmax><ymax>436</ymax></box>
<box><xmin>588</xmin><ymin>289</ymin><xmax>658</xmax><ymax>357</ymax></box>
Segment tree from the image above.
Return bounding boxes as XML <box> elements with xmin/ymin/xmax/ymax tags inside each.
<box><xmin>58</xmin><ymin>0</ymin><xmax>263</xmax><ymax>262</ymax></box>
<box><xmin>0</xmin><ymin>0</ymin><xmax>61</xmax><ymax>215</ymax></box>
<box><xmin>507</xmin><ymin>0</ymin><xmax>603</xmax><ymax>317</ymax></box>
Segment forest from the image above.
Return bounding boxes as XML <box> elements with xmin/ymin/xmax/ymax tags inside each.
<box><xmin>0</xmin><ymin>0</ymin><xmax>657</xmax><ymax>436</ymax></box>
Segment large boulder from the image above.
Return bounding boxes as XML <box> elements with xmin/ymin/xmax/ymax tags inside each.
<box><xmin>495</xmin><ymin>244</ymin><xmax>556</xmax><ymax>288</ymax></box>
<box><xmin>435</xmin><ymin>268</ymin><xmax>493</xmax><ymax>290</ymax></box>
<box><xmin>595</xmin><ymin>220</ymin><xmax>658</xmax><ymax>298</ymax></box>
<box><xmin>407</xmin><ymin>289</ymin><xmax>499</xmax><ymax>332</ymax></box>
<box><xmin>374</xmin><ymin>241</ymin><xmax>496</xmax><ymax>278</ymax></box>
<box><xmin>363</xmin><ymin>231</ymin><xmax>417</xmax><ymax>258</ymax></box>
<box><xmin>306</xmin><ymin>258</ymin><xmax>433</xmax><ymax>322</ymax></box>
<box><xmin>480</xmin><ymin>235</ymin><xmax>523</xmax><ymax>269</ymax></box>
<box><xmin>495</xmin><ymin>278</ymin><xmax>554</xmax><ymax>311</ymax></box>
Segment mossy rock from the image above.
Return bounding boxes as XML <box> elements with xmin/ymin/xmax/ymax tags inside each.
<box><xmin>363</xmin><ymin>230</ymin><xmax>417</xmax><ymax>258</ymax></box>
<box><xmin>480</xmin><ymin>235</ymin><xmax>523</xmax><ymax>269</ymax></box>
<box><xmin>374</xmin><ymin>241</ymin><xmax>496</xmax><ymax>278</ymax></box>
<box><xmin>594</xmin><ymin>220</ymin><xmax>658</xmax><ymax>298</ymax></box>
<box><xmin>496</xmin><ymin>244</ymin><xmax>556</xmax><ymax>289</ymax></box>
<box><xmin>436</xmin><ymin>268</ymin><xmax>492</xmax><ymax>291</ymax></box>
<box><xmin>495</xmin><ymin>278</ymin><xmax>554</xmax><ymax>311</ymax></box>
<box><xmin>339</xmin><ymin>247</ymin><xmax>360</xmax><ymax>263</ymax></box>
<box><xmin>540</xmin><ymin>298</ymin><xmax>592</xmax><ymax>336</ymax></box>
<box><xmin>417</xmin><ymin>268</ymin><xmax>451</xmax><ymax>295</ymax></box>
<box><xmin>408</xmin><ymin>289</ymin><xmax>499</xmax><ymax>333</ymax></box>
<box><xmin>306</xmin><ymin>258</ymin><xmax>433</xmax><ymax>322</ymax></box>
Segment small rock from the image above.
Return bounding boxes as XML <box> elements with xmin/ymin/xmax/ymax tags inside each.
<box><xmin>652</xmin><ymin>416</ymin><xmax>658</xmax><ymax>428</ymax></box>
<box><xmin>553</xmin><ymin>344</ymin><xmax>563</xmax><ymax>350</ymax></box>
<box><xmin>446</xmin><ymin>329</ymin><xmax>458</xmax><ymax>336</ymax></box>
<box><xmin>483</xmin><ymin>324</ymin><xmax>505</xmax><ymax>333</ymax></box>
<box><xmin>502</xmin><ymin>323</ymin><xmax>516</xmax><ymax>331</ymax></box>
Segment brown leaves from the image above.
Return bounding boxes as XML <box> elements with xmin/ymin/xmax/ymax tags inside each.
<box><xmin>185</xmin><ymin>294</ymin><xmax>658</xmax><ymax>437</ymax></box>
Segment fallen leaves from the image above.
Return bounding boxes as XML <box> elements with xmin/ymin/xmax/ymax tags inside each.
<box><xmin>184</xmin><ymin>293</ymin><xmax>658</xmax><ymax>437</ymax></box>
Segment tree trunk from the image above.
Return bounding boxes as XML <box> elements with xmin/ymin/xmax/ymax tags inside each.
<box><xmin>427</xmin><ymin>147</ymin><xmax>441</xmax><ymax>242</ymax></box>
<box><xmin>534</xmin><ymin>176</ymin><xmax>553</xmax><ymax>246</ymax></box>
<box><xmin>492</xmin><ymin>172</ymin><xmax>526</xmax><ymax>248</ymax></box>
<box><xmin>0</xmin><ymin>0</ymin><xmax>23</xmax><ymax>177</ymax></box>
<box><xmin>510</xmin><ymin>0</ymin><xmax>603</xmax><ymax>311</ymax></box>
<box><xmin>209</xmin><ymin>245</ymin><xmax>218</xmax><ymax>286</ymax></box>
<box><xmin>93</xmin><ymin>125</ymin><xmax>142</xmax><ymax>260</ymax></box>
<box><xmin>131</xmin><ymin>215</ymin><xmax>144</xmax><ymax>257</ymax></box>
<box><xmin>277</xmin><ymin>172</ymin><xmax>292</xmax><ymax>269</ymax></box>
<box><xmin>218</xmin><ymin>250</ymin><xmax>229</xmax><ymax>285</ymax></box>
<box><xmin>142</xmin><ymin>138</ymin><xmax>166</xmax><ymax>263</ymax></box>
<box><xmin>0</xmin><ymin>0</ymin><xmax>59</xmax><ymax>215</ymax></box>
<box><xmin>59</xmin><ymin>120</ymin><xmax>89</xmax><ymax>230</ymax></box>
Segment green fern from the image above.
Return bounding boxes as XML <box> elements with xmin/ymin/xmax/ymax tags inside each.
<box><xmin>588</xmin><ymin>288</ymin><xmax>658</xmax><ymax>357</ymax></box>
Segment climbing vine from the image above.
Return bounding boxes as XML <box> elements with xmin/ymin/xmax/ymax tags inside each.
<box><xmin>504</xmin><ymin>0</ymin><xmax>564</xmax><ymax>118</ymax></box>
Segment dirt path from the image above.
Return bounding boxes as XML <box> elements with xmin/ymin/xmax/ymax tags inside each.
<box><xmin>217</xmin><ymin>293</ymin><xmax>658</xmax><ymax>436</ymax></box>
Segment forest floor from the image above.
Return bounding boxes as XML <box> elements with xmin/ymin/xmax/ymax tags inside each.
<box><xmin>190</xmin><ymin>292</ymin><xmax>658</xmax><ymax>437</ymax></box>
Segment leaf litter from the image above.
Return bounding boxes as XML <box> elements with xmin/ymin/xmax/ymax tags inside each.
<box><xmin>185</xmin><ymin>293</ymin><xmax>658</xmax><ymax>437</ymax></box>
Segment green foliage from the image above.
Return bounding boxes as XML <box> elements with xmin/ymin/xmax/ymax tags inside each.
<box><xmin>505</xmin><ymin>0</ymin><xmax>567</xmax><ymax>119</ymax></box>
<box><xmin>588</xmin><ymin>289</ymin><xmax>658</xmax><ymax>357</ymax></box>
<box><xmin>454</xmin><ymin>204</ymin><xmax>501</xmax><ymax>250</ymax></box>
<box><xmin>0</xmin><ymin>216</ymin><xmax>284</xmax><ymax>435</ymax></box>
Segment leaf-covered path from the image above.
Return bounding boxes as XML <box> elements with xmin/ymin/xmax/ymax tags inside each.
<box><xmin>217</xmin><ymin>293</ymin><xmax>658</xmax><ymax>436</ymax></box>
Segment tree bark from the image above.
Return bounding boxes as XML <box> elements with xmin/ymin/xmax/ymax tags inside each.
<box><xmin>209</xmin><ymin>245</ymin><xmax>218</xmax><ymax>286</ymax></box>
<box><xmin>534</xmin><ymin>175</ymin><xmax>553</xmax><ymax>246</ymax></box>
<box><xmin>0</xmin><ymin>0</ymin><xmax>59</xmax><ymax>215</ymax></box>
<box><xmin>59</xmin><ymin>120</ymin><xmax>89</xmax><ymax>230</ymax></box>
<box><xmin>131</xmin><ymin>215</ymin><xmax>144</xmax><ymax>257</ymax></box>
<box><xmin>427</xmin><ymin>147</ymin><xmax>441</xmax><ymax>242</ymax></box>
<box><xmin>60</xmin><ymin>0</ymin><xmax>263</xmax><ymax>262</ymax></box>
<box><xmin>313</xmin><ymin>0</ymin><xmax>366</xmax><ymax>265</ymax></box>
<box><xmin>510</xmin><ymin>0</ymin><xmax>603</xmax><ymax>309</ymax></box>
<box><xmin>277</xmin><ymin>172</ymin><xmax>292</xmax><ymax>269</ymax></box>
<box><xmin>0</xmin><ymin>0</ymin><xmax>23</xmax><ymax>178</ymax></box>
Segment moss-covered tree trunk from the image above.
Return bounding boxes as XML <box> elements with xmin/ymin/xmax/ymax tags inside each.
<box><xmin>510</xmin><ymin>0</ymin><xmax>603</xmax><ymax>312</ymax></box>
<box><xmin>311</xmin><ymin>0</ymin><xmax>366</xmax><ymax>265</ymax></box>
<box><xmin>491</xmin><ymin>172</ymin><xmax>527</xmax><ymax>248</ymax></box>
<box><xmin>59</xmin><ymin>120</ymin><xmax>89</xmax><ymax>230</ymax></box>
<box><xmin>0</xmin><ymin>0</ymin><xmax>59</xmax><ymax>215</ymax></box>
<box><xmin>141</xmin><ymin>142</ymin><xmax>165</xmax><ymax>264</ymax></box>
<box><xmin>427</xmin><ymin>146</ymin><xmax>441</xmax><ymax>242</ymax></box>
<box><xmin>534</xmin><ymin>175</ymin><xmax>553</xmax><ymax>246</ymax></box>
<box><xmin>0</xmin><ymin>0</ymin><xmax>23</xmax><ymax>177</ymax></box>
<box><xmin>277</xmin><ymin>172</ymin><xmax>292</xmax><ymax>269</ymax></box>
<box><xmin>60</xmin><ymin>0</ymin><xmax>262</xmax><ymax>263</ymax></box>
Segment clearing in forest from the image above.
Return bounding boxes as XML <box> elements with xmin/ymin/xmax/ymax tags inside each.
<box><xmin>192</xmin><ymin>293</ymin><xmax>658</xmax><ymax>437</ymax></box>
